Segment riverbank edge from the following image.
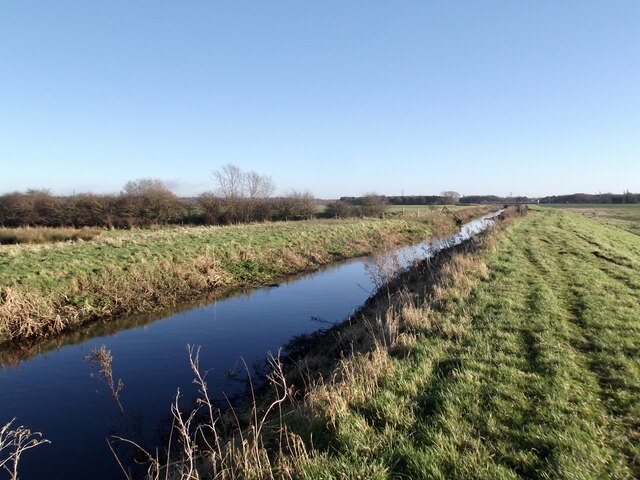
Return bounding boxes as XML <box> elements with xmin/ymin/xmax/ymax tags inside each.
<box><xmin>0</xmin><ymin>207</ymin><xmax>494</xmax><ymax>347</ymax></box>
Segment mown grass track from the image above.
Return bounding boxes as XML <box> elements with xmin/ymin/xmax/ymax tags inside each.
<box><xmin>295</xmin><ymin>208</ymin><xmax>639</xmax><ymax>479</ymax></box>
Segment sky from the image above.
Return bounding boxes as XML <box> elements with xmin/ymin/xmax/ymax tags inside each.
<box><xmin>1</xmin><ymin>1</ymin><xmax>639</xmax><ymax>198</ymax></box>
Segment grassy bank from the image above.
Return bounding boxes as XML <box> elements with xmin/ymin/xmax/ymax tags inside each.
<box><xmin>146</xmin><ymin>206</ymin><xmax>639</xmax><ymax>479</ymax></box>
<box><xmin>0</xmin><ymin>207</ymin><xmax>492</xmax><ymax>344</ymax></box>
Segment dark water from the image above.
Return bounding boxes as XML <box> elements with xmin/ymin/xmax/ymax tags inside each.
<box><xmin>0</xmin><ymin>212</ymin><xmax>501</xmax><ymax>480</ymax></box>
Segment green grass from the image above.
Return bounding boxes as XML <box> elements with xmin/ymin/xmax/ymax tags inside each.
<box><xmin>385</xmin><ymin>204</ymin><xmax>475</xmax><ymax>213</ymax></box>
<box><xmin>288</xmin><ymin>208</ymin><xmax>639</xmax><ymax>478</ymax></box>
<box><xmin>0</xmin><ymin>218</ymin><xmax>430</xmax><ymax>291</ymax></box>
<box><xmin>0</xmin><ymin>209</ymin><xmax>494</xmax><ymax>343</ymax></box>
<box><xmin>546</xmin><ymin>204</ymin><xmax>640</xmax><ymax>236</ymax></box>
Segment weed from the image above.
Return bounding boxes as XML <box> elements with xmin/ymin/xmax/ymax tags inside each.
<box><xmin>85</xmin><ymin>345</ymin><xmax>125</xmax><ymax>415</ymax></box>
<box><xmin>0</xmin><ymin>419</ymin><xmax>50</xmax><ymax>480</ymax></box>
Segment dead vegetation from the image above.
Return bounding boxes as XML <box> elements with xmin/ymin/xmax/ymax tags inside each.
<box><xmin>0</xmin><ymin>227</ymin><xmax>102</xmax><ymax>245</ymax></box>
<box><xmin>0</xmin><ymin>419</ymin><xmax>50</xmax><ymax>480</ymax></box>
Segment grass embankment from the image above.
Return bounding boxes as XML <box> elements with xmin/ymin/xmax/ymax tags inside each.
<box><xmin>0</xmin><ymin>207</ymin><xmax>491</xmax><ymax>344</ymax></box>
<box><xmin>168</xmin><ymin>206</ymin><xmax>638</xmax><ymax>479</ymax></box>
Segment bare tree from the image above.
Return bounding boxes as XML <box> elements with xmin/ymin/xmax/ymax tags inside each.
<box><xmin>212</xmin><ymin>164</ymin><xmax>276</xmax><ymax>223</ymax></box>
<box><xmin>213</xmin><ymin>164</ymin><xmax>246</xmax><ymax>223</ymax></box>
<box><xmin>440</xmin><ymin>191</ymin><xmax>461</xmax><ymax>204</ymax></box>
<box><xmin>245</xmin><ymin>170</ymin><xmax>276</xmax><ymax>222</ymax></box>
<box><xmin>245</xmin><ymin>171</ymin><xmax>275</xmax><ymax>200</ymax></box>
<box><xmin>213</xmin><ymin>164</ymin><xmax>245</xmax><ymax>200</ymax></box>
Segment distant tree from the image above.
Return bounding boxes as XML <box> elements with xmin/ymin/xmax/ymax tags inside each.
<box><xmin>325</xmin><ymin>200</ymin><xmax>356</xmax><ymax>218</ymax></box>
<box><xmin>212</xmin><ymin>164</ymin><xmax>276</xmax><ymax>223</ymax></box>
<box><xmin>0</xmin><ymin>192</ymin><xmax>30</xmax><ymax>226</ymax></box>
<box><xmin>213</xmin><ymin>164</ymin><xmax>245</xmax><ymax>223</ymax></box>
<box><xmin>121</xmin><ymin>178</ymin><xmax>180</xmax><ymax>225</ymax></box>
<box><xmin>360</xmin><ymin>192</ymin><xmax>387</xmax><ymax>218</ymax></box>
<box><xmin>273</xmin><ymin>190</ymin><xmax>316</xmax><ymax>221</ymax></box>
<box><xmin>440</xmin><ymin>191</ymin><xmax>461</xmax><ymax>204</ymax></box>
<box><xmin>245</xmin><ymin>170</ymin><xmax>276</xmax><ymax>222</ymax></box>
<box><xmin>198</xmin><ymin>192</ymin><xmax>223</xmax><ymax>225</ymax></box>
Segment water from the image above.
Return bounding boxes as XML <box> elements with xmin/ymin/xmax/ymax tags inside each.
<box><xmin>0</xmin><ymin>211</ymin><xmax>502</xmax><ymax>479</ymax></box>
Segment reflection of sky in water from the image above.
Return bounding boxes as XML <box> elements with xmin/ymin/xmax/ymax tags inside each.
<box><xmin>0</xmin><ymin>211</ymin><xmax>501</xmax><ymax>480</ymax></box>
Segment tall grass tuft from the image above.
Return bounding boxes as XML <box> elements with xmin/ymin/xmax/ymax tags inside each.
<box><xmin>0</xmin><ymin>227</ymin><xmax>102</xmax><ymax>245</ymax></box>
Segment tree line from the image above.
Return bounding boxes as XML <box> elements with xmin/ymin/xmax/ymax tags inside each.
<box><xmin>343</xmin><ymin>192</ymin><xmax>640</xmax><ymax>206</ymax></box>
<box><xmin>0</xmin><ymin>165</ymin><xmax>318</xmax><ymax>228</ymax></box>
<box><xmin>538</xmin><ymin>192</ymin><xmax>640</xmax><ymax>204</ymax></box>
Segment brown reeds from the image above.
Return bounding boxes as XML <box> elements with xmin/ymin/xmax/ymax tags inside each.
<box><xmin>0</xmin><ymin>227</ymin><xmax>102</xmax><ymax>245</ymax></box>
<box><xmin>85</xmin><ymin>344</ymin><xmax>125</xmax><ymax>415</ymax></box>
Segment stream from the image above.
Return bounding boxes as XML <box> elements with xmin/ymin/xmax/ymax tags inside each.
<box><xmin>0</xmin><ymin>211</ymin><xmax>502</xmax><ymax>480</ymax></box>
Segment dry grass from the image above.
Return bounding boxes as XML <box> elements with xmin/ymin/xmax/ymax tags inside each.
<box><xmin>0</xmin><ymin>227</ymin><xmax>102</xmax><ymax>245</ymax></box>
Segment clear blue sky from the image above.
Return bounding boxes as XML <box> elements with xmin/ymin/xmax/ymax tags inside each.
<box><xmin>1</xmin><ymin>1</ymin><xmax>639</xmax><ymax>198</ymax></box>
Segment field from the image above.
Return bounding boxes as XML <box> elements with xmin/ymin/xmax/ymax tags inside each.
<box><xmin>546</xmin><ymin>204</ymin><xmax>640</xmax><ymax>235</ymax></box>
<box><xmin>167</xmin><ymin>206</ymin><xmax>639</xmax><ymax>478</ymax></box>
<box><xmin>385</xmin><ymin>204</ymin><xmax>475</xmax><ymax>214</ymax></box>
<box><xmin>0</xmin><ymin>208</ymin><xmax>492</xmax><ymax>344</ymax></box>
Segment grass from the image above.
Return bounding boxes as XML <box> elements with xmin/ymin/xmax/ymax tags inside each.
<box><xmin>0</xmin><ymin>227</ymin><xmax>102</xmax><ymax>245</ymax></box>
<box><xmin>546</xmin><ymin>204</ymin><xmax>640</xmax><ymax>236</ymax></box>
<box><xmin>145</xmin><ymin>206</ymin><xmax>638</xmax><ymax>479</ymax></box>
<box><xmin>385</xmin><ymin>204</ymin><xmax>479</xmax><ymax>214</ymax></box>
<box><xmin>0</xmin><ymin>208</ymin><xmax>493</xmax><ymax>344</ymax></box>
<box><xmin>282</xmin><ymin>207</ymin><xmax>639</xmax><ymax>478</ymax></box>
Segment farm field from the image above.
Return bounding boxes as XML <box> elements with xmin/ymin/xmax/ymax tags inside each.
<box><xmin>0</xmin><ymin>207</ymin><xmax>492</xmax><ymax>344</ymax></box>
<box><xmin>221</xmin><ymin>207</ymin><xmax>639</xmax><ymax>478</ymax></box>
<box><xmin>547</xmin><ymin>204</ymin><xmax>640</xmax><ymax>235</ymax></box>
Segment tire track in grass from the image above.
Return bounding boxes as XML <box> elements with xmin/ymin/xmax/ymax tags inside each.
<box><xmin>524</xmin><ymin>210</ymin><xmax>639</xmax><ymax>477</ymax></box>
<box><xmin>553</xmin><ymin>239</ymin><xmax>640</xmax><ymax>476</ymax></box>
<box><xmin>477</xmin><ymin>213</ymin><xmax>634</xmax><ymax>478</ymax></box>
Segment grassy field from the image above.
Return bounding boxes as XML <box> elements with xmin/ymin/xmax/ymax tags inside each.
<box><xmin>164</xmin><ymin>207</ymin><xmax>639</xmax><ymax>479</ymax></box>
<box><xmin>546</xmin><ymin>204</ymin><xmax>640</xmax><ymax>236</ymax></box>
<box><xmin>0</xmin><ymin>208</ymin><xmax>493</xmax><ymax>344</ymax></box>
<box><xmin>386</xmin><ymin>204</ymin><xmax>477</xmax><ymax>214</ymax></box>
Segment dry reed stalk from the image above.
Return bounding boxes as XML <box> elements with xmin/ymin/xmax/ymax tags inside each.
<box><xmin>110</xmin><ymin>346</ymin><xmax>303</xmax><ymax>480</ymax></box>
<box><xmin>85</xmin><ymin>345</ymin><xmax>125</xmax><ymax>415</ymax></box>
<box><xmin>0</xmin><ymin>419</ymin><xmax>50</xmax><ymax>480</ymax></box>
